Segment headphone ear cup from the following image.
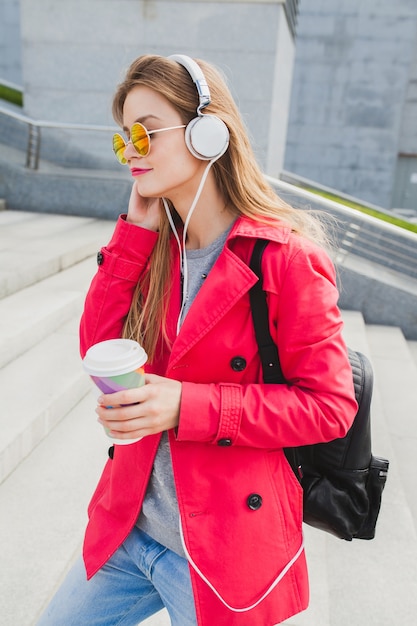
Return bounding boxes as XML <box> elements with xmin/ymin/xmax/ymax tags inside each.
<box><xmin>185</xmin><ymin>115</ymin><xmax>229</xmax><ymax>160</ymax></box>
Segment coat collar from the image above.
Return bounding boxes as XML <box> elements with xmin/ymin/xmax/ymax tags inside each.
<box><xmin>228</xmin><ymin>215</ymin><xmax>292</xmax><ymax>246</ymax></box>
<box><xmin>167</xmin><ymin>216</ymin><xmax>291</xmax><ymax>369</ymax></box>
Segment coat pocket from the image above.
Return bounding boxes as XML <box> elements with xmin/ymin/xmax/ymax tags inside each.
<box><xmin>267</xmin><ymin>449</ymin><xmax>304</xmax><ymax>537</ymax></box>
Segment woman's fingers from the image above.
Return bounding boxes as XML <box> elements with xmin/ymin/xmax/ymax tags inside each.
<box><xmin>96</xmin><ymin>376</ymin><xmax>182</xmax><ymax>437</ymax></box>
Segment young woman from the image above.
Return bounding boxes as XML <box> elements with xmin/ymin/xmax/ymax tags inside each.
<box><xmin>37</xmin><ymin>54</ymin><xmax>357</xmax><ymax>626</ymax></box>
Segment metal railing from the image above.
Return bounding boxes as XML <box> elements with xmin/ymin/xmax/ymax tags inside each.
<box><xmin>267</xmin><ymin>176</ymin><xmax>417</xmax><ymax>281</ymax></box>
<box><xmin>0</xmin><ymin>104</ymin><xmax>116</xmax><ymax>170</ymax></box>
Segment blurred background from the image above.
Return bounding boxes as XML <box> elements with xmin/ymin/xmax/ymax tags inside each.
<box><xmin>1</xmin><ymin>0</ymin><xmax>416</xmax><ymax>216</ymax></box>
<box><xmin>1</xmin><ymin>3</ymin><xmax>417</xmax><ymax>625</ymax></box>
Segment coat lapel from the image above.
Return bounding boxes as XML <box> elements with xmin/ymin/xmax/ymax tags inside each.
<box><xmin>168</xmin><ymin>245</ymin><xmax>257</xmax><ymax>368</ymax></box>
<box><xmin>167</xmin><ymin>217</ymin><xmax>291</xmax><ymax>369</ymax></box>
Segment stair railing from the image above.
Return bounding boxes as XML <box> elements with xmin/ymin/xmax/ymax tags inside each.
<box><xmin>267</xmin><ymin>176</ymin><xmax>417</xmax><ymax>281</ymax></box>
<box><xmin>0</xmin><ymin>104</ymin><xmax>116</xmax><ymax>170</ymax></box>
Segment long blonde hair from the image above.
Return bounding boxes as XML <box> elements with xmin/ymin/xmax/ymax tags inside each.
<box><xmin>112</xmin><ymin>55</ymin><xmax>328</xmax><ymax>361</ymax></box>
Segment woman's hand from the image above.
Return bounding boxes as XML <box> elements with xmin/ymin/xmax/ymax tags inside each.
<box><xmin>95</xmin><ymin>374</ymin><xmax>182</xmax><ymax>440</ymax></box>
<box><xmin>126</xmin><ymin>181</ymin><xmax>161</xmax><ymax>231</ymax></box>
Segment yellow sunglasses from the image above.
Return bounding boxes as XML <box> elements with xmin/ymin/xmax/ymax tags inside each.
<box><xmin>112</xmin><ymin>122</ymin><xmax>186</xmax><ymax>164</ymax></box>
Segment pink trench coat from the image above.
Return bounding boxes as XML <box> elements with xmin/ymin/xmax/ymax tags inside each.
<box><xmin>79</xmin><ymin>215</ymin><xmax>358</xmax><ymax>625</ymax></box>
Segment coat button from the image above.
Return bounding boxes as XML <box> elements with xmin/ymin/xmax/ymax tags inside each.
<box><xmin>97</xmin><ymin>251</ymin><xmax>104</xmax><ymax>265</ymax></box>
<box><xmin>247</xmin><ymin>493</ymin><xmax>263</xmax><ymax>510</ymax></box>
<box><xmin>218</xmin><ymin>438</ymin><xmax>232</xmax><ymax>446</ymax></box>
<box><xmin>230</xmin><ymin>356</ymin><xmax>247</xmax><ymax>372</ymax></box>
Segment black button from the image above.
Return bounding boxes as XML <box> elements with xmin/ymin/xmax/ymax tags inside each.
<box><xmin>218</xmin><ymin>438</ymin><xmax>232</xmax><ymax>447</ymax></box>
<box><xmin>230</xmin><ymin>356</ymin><xmax>247</xmax><ymax>372</ymax></box>
<box><xmin>108</xmin><ymin>445</ymin><xmax>114</xmax><ymax>459</ymax></box>
<box><xmin>97</xmin><ymin>251</ymin><xmax>104</xmax><ymax>265</ymax></box>
<box><xmin>247</xmin><ymin>493</ymin><xmax>263</xmax><ymax>510</ymax></box>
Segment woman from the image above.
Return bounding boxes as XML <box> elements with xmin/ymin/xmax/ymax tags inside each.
<box><xmin>37</xmin><ymin>54</ymin><xmax>357</xmax><ymax>625</ymax></box>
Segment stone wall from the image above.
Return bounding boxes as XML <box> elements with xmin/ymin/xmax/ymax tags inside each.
<box><xmin>284</xmin><ymin>0</ymin><xmax>417</xmax><ymax>209</ymax></box>
<box><xmin>0</xmin><ymin>0</ymin><xmax>22</xmax><ymax>85</ymax></box>
<box><xmin>17</xmin><ymin>0</ymin><xmax>295</xmax><ymax>172</ymax></box>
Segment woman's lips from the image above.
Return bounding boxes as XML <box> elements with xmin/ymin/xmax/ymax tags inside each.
<box><xmin>130</xmin><ymin>167</ymin><xmax>152</xmax><ymax>176</ymax></box>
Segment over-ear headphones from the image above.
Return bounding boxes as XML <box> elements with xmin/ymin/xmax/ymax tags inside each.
<box><xmin>169</xmin><ymin>54</ymin><xmax>230</xmax><ymax>160</ymax></box>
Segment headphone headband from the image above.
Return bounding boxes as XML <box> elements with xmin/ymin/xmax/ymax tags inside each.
<box><xmin>168</xmin><ymin>54</ymin><xmax>229</xmax><ymax>160</ymax></box>
<box><xmin>169</xmin><ymin>54</ymin><xmax>211</xmax><ymax>113</ymax></box>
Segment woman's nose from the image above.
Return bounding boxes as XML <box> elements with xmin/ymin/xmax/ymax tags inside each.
<box><xmin>123</xmin><ymin>139</ymin><xmax>139</xmax><ymax>160</ymax></box>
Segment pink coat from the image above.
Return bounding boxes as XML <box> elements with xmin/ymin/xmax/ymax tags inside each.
<box><xmin>79</xmin><ymin>215</ymin><xmax>357</xmax><ymax>625</ymax></box>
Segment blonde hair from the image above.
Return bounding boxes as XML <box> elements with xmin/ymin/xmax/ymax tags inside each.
<box><xmin>112</xmin><ymin>55</ymin><xmax>328</xmax><ymax>361</ymax></box>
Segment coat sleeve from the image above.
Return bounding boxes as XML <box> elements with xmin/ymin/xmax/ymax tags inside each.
<box><xmin>79</xmin><ymin>215</ymin><xmax>158</xmax><ymax>357</ymax></box>
<box><xmin>177</xmin><ymin>238</ymin><xmax>358</xmax><ymax>449</ymax></box>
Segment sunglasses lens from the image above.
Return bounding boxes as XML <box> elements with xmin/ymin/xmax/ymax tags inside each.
<box><xmin>112</xmin><ymin>134</ymin><xmax>127</xmax><ymax>164</ymax></box>
<box><xmin>131</xmin><ymin>123</ymin><xmax>150</xmax><ymax>157</ymax></box>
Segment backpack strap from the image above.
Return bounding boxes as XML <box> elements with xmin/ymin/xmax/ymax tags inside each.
<box><xmin>249</xmin><ymin>239</ymin><xmax>285</xmax><ymax>385</ymax></box>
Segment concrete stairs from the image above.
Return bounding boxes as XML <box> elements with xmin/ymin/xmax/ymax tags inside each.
<box><xmin>1</xmin><ymin>210</ymin><xmax>416</xmax><ymax>625</ymax></box>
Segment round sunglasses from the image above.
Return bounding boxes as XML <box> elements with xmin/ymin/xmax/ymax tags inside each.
<box><xmin>112</xmin><ymin>122</ymin><xmax>186</xmax><ymax>164</ymax></box>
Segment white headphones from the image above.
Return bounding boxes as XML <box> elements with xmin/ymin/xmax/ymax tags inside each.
<box><xmin>169</xmin><ymin>54</ymin><xmax>230</xmax><ymax>160</ymax></box>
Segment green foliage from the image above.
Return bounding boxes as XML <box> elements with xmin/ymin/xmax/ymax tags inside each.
<box><xmin>0</xmin><ymin>84</ymin><xmax>23</xmax><ymax>107</ymax></box>
<box><xmin>307</xmin><ymin>187</ymin><xmax>417</xmax><ymax>235</ymax></box>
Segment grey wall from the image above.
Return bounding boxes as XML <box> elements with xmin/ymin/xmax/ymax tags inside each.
<box><xmin>391</xmin><ymin>30</ymin><xmax>417</xmax><ymax>211</ymax></box>
<box><xmin>17</xmin><ymin>0</ymin><xmax>295</xmax><ymax>172</ymax></box>
<box><xmin>398</xmin><ymin>31</ymin><xmax>417</xmax><ymax>156</ymax></box>
<box><xmin>0</xmin><ymin>0</ymin><xmax>22</xmax><ymax>85</ymax></box>
<box><xmin>284</xmin><ymin>0</ymin><xmax>417</xmax><ymax>209</ymax></box>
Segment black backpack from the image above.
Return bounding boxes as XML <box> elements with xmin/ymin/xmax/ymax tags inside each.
<box><xmin>249</xmin><ymin>239</ymin><xmax>389</xmax><ymax>540</ymax></box>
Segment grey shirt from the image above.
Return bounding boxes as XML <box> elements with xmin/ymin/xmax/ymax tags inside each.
<box><xmin>136</xmin><ymin>225</ymin><xmax>233</xmax><ymax>556</ymax></box>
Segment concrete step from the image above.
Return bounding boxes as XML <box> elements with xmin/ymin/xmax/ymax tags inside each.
<box><xmin>365</xmin><ymin>325</ymin><xmax>417</xmax><ymax>530</ymax></box>
<box><xmin>0</xmin><ymin>210</ymin><xmax>113</xmax><ymax>298</ymax></box>
<box><xmin>0</xmin><ymin>255</ymin><xmax>96</xmax><ymax>369</ymax></box>
<box><xmin>0</xmin><ymin>315</ymin><xmax>90</xmax><ymax>484</ymax></box>
<box><xmin>0</xmin><ymin>209</ymin><xmax>114</xmax><ymax>480</ymax></box>
<box><xmin>0</xmin><ymin>392</ymin><xmax>109</xmax><ymax>625</ymax></box>
<box><xmin>408</xmin><ymin>339</ymin><xmax>417</xmax><ymax>369</ymax></box>
<box><xmin>340</xmin><ymin>308</ymin><xmax>371</xmax><ymax>354</ymax></box>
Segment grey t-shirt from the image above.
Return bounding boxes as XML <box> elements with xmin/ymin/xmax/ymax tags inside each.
<box><xmin>136</xmin><ymin>225</ymin><xmax>233</xmax><ymax>556</ymax></box>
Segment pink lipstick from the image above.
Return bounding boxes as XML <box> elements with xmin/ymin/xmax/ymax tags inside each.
<box><xmin>130</xmin><ymin>168</ymin><xmax>151</xmax><ymax>177</ymax></box>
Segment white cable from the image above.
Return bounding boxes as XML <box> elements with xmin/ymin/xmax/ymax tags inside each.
<box><xmin>162</xmin><ymin>157</ymin><xmax>217</xmax><ymax>335</ymax></box>
<box><xmin>179</xmin><ymin>519</ymin><xmax>304</xmax><ymax>613</ymax></box>
<box><xmin>163</xmin><ymin>135</ymin><xmax>305</xmax><ymax>613</ymax></box>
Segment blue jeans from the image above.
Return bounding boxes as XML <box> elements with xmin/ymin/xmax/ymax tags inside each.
<box><xmin>36</xmin><ymin>527</ymin><xmax>197</xmax><ymax>625</ymax></box>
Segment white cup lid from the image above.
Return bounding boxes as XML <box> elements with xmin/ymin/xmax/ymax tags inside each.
<box><xmin>82</xmin><ymin>339</ymin><xmax>147</xmax><ymax>376</ymax></box>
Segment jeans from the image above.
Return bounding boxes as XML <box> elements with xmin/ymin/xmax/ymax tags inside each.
<box><xmin>36</xmin><ymin>527</ymin><xmax>197</xmax><ymax>626</ymax></box>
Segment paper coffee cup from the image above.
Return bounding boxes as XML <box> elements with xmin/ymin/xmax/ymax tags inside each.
<box><xmin>83</xmin><ymin>338</ymin><xmax>148</xmax><ymax>445</ymax></box>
